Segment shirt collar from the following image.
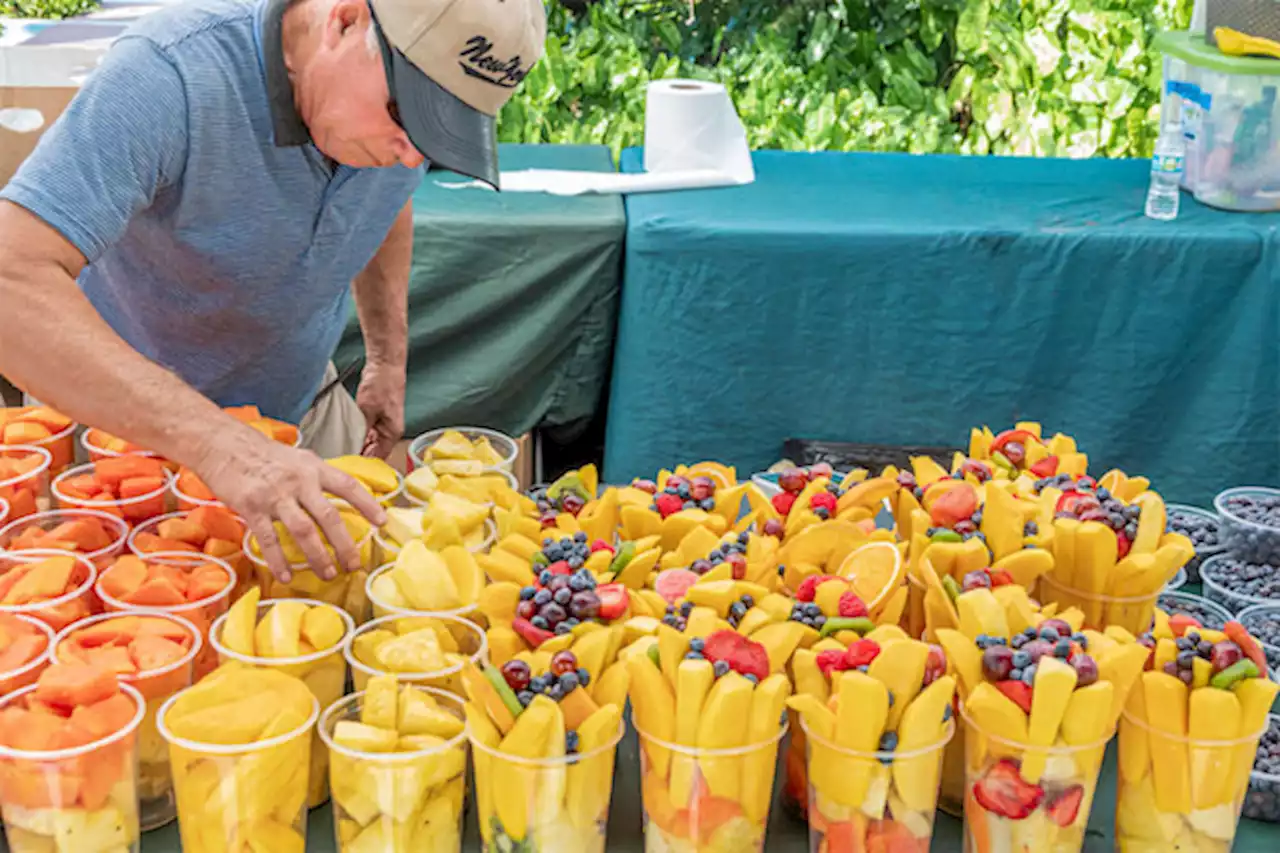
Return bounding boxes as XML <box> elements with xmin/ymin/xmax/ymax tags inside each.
<box><xmin>256</xmin><ymin>0</ymin><xmax>310</xmax><ymax>147</ymax></box>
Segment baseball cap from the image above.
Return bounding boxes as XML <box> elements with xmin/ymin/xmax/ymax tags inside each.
<box><xmin>369</xmin><ymin>0</ymin><xmax>546</xmax><ymax>188</ymax></box>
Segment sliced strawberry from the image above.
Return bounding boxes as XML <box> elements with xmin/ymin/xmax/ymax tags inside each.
<box><xmin>654</xmin><ymin>493</ymin><xmax>683</xmax><ymax>517</ymax></box>
<box><xmin>595</xmin><ymin>584</ymin><xmax>629</xmax><ymax>621</ymax></box>
<box><xmin>547</xmin><ymin>560</ymin><xmax>573</xmax><ymax>576</ymax></box>
<box><xmin>929</xmin><ymin>483</ymin><xmax>978</xmax><ymax>528</ymax></box>
<box><xmin>842</xmin><ymin>639</ymin><xmax>880</xmax><ymax>670</ymax></box>
<box><xmin>816</xmin><ymin>649</ymin><xmax>846</xmax><ymax>677</ymax></box>
<box><xmin>837</xmin><ymin>591</ymin><xmax>868</xmax><ymax>618</ymax></box>
<box><xmin>703</xmin><ymin>629</ymin><xmax>770</xmax><ymax>681</ymax></box>
<box><xmin>1225</xmin><ymin>621</ymin><xmax>1269</xmax><ymax>673</ymax></box>
<box><xmin>809</xmin><ymin>492</ymin><xmax>837</xmax><ymax>513</ymax></box>
<box><xmin>990</xmin><ymin>429</ymin><xmax>1037</xmax><ymax>456</ymax></box>
<box><xmin>1116</xmin><ymin>532</ymin><xmax>1133</xmax><ymax>560</ymax></box>
<box><xmin>796</xmin><ymin>574</ymin><xmax>839</xmax><ymax>603</ymax></box>
<box><xmin>1046</xmin><ymin>785</ymin><xmax>1084</xmax><ymax>827</ymax></box>
<box><xmin>922</xmin><ymin>643</ymin><xmax>947</xmax><ymax>686</ymax></box>
<box><xmin>988</xmin><ymin>569</ymin><xmax>1015</xmax><ymax>587</ymax></box>
<box><xmin>995</xmin><ymin>680</ymin><xmax>1034</xmax><ymax>715</ymax></box>
<box><xmin>972</xmin><ymin>758</ymin><xmax>1044</xmax><ymax>820</ymax></box>
<box><xmin>512</xmin><ymin>617</ymin><xmax>555</xmax><ymax>648</ymax></box>
<box><xmin>1029</xmin><ymin>455</ymin><xmax>1059</xmax><ymax>478</ymax></box>
<box><xmin>771</xmin><ymin>491</ymin><xmax>797</xmax><ymax>516</ymax></box>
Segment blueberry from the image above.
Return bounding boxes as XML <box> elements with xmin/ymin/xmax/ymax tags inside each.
<box><xmin>971</xmin><ymin>510</ymin><xmax>983</xmax><ymax>526</ymax></box>
<box><xmin>744</xmin><ymin>673</ymin><xmax>759</xmax><ymax>684</ymax></box>
<box><xmin>559</xmin><ymin>672</ymin><xmax>579</xmax><ymax>692</ymax></box>
<box><xmin>547</xmin><ymin>684</ymin><xmax>564</xmax><ymax>701</ymax></box>
<box><xmin>738</xmin><ymin>532</ymin><xmax>750</xmax><ymax>545</ymax></box>
<box><xmin>554</xmin><ymin>621</ymin><xmax>571</xmax><ymax>636</ymax></box>
<box><xmin>565</xmin><ymin>731</ymin><xmax>580</xmax><ymax>753</ymax></box>
<box><xmin>942</xmin><ymin>704</ymin><xmax>953</xmax><ymax>723</ymax></box>
<box><xmin>538</xmin><ymin>571</ymin><xmax>553</xmax><ymax>587</ymax></box>
<box><xmin>554</xmin><ymin>588</ymin><xmax>572</xmax><ymax>606</ymax></box>
<box><xmin>815</xmin><ymin>507</ymin><xmax>830</xmax><ymax>519</ymax></box>
<box><xmin>1023</xmin><ymin>626</ymin><xmax>1038</xmax><ymax>638</ymax></box>
<box><xmin>713</xmin><ymin>661</ymin><xmax>730</xmax><ymax>677</ymax></box>
<box><xmin>689</xmin><ymin>638</ymin><xmax>706</xmax><ymax>653</ymax></box>
<box><xmin>518</xmin><ymin>690</ymin><xmax>535</xmax><ymax>706</ymax></box>
<box><xmin>530</xmin><ymin>676</ymin><xmax>545</xmax><ymax>692</ymax></box>
<box><xmin>1023</xmin><ymin>665</ymin><xmax>1037</xmax><ymax>685</ymax></box>
<box><xmin>709</xmin><ymin>548</ymin><xmax>723</xmax><ymax>561</ymax></box>
<box><xmin>886</xmin><ymin>691</ymin><xmax>895</xmax><ymax>707</ymax></box>
<box><xmin>664</xmin><ymin>486</ymin><xmax>678</xmax><ymax>496</ymax></box>
<box><xmin>577</xmin><ymin>667</ymin><xmax>591</xmax><ymax>686</ymax></box>
<box><xmin>568</xmin><ymin>556</ymin><xmax>584</xmax><ymax>569</ymax></box>
<box><xmin>740</xmin><ymin>595</ymin><xmax>755</xmax><ymax>608</ymax></box>
<box><xmin>685</xmin><ymin>651</ymin><xmax>704</xmax><ymax>660</ymax></box>
<box><xmin>1013</xmin><ymin>650</ymin><xmax>1031</xmax><ymax>668</ymax></box>
<box><xmin>681</xmin><ymin>602</ymin><xmax>694</xmax><ymax>617</ymax></box>
<box><xmin>1097</xmin><ymin>487</ymin><xmax>1111</xmax><ymax>501</ymax></box>
<box><xmin>531</xmin><ymin>615</ymin><xmax>549</xmax><ymax>630</ymax></box>
<box><xmin>814</xmin><ymin>616</ymin><xmax>827</xmax><ymax>629</ymax></box>
<box><xmin>730</xmin><ymin>602</ymin><xmax>746</xmax><ymax>618</ymax></box>
<box><xmin>1010</xmin><ymin>667</ymin><xmax>1023</xmax><ymax>682</ymax></box>
<box><xmin>568</xmin><ymin>574</ymin><xmax>588</xmax><ymax>592</ymax></box>
<box><xmin>878</xmin><ymin>731</ymin><xmax>898</xmax><ymax>763</ymax></box>
<box><xmin>677</xmin><ymin>484</ymin><xmax>690</xmax><ymax>498</ymax></box>
<box><xmin>519</xmin><ymin>586</ymin><xmax>537</xmax><ymax>600</ymax></box>
<box><xmin>857</xmin><ymin>664</ymin><xmax>869</xmax><ymax>673</ymax></box>
<box><xmin>1039</xmin><ymin>627</ymin><xmax>1060</xmax><ymax>642</ymax></box>
<box><xmin>699</xmin><ymin>498</ymin><xmax>715</xmax><ymax>510</ymax></box>
<box><xmin>1176</xmin><ymin>650</ymin><xmax>1197</xmax><ymax>668</ymax></box>
<box><xmin>805</xmin><ymin>603</ymin><xmax>822</xmax><ymax>617</ymax></box>
<box><xmin>1124</xmin><ymin>522</ymin><xmax>1139</xmax><ymax>540</ymax></box>
<box><xmin>1024</xmin><ymin>521</ymin><xmax>1039</xmax><ymax>536</ymax></box>
<box><xmin>682</xmin><ymin>500</ymin><xmax>696</xmax><ymax>510</ymax></box>
<box><xmin>574</xmin><ymin>531</ymin><xmax>587</xmax><ymax>543</ymax></box>
<box><xmin>1071</xmin><ymin>633</ymin><xmax>1088</xmax><ymax>649</ymax></box>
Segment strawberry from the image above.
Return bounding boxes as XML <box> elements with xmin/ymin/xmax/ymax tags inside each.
<box><xmin>595</xmin><ymin>584</ymin><xmax>629</xmax><ymax>620</ymax></box>
<box><xmin>959</xmin><ymin>458</ymin><xmax>993</xmax><ymax>482</ymax></box>
<box><xmin>771</xmin><ymin>491</ymin><xmax>797</xmax><ymax>516</ymax></box>
<box><xmin>816</xmin><ymin>649</ymin><xmax>847</xmax><ymax>677</ymax></box>
<box><xmin>988</xmin><ymin>569</ymin><xmax>1015</xmax><ymax>587</ymax></box>
<box><xmin>666</xmin><ymin>476</ymin><xmax>688</xmax><ymax>490</ymax></box>
<box><xmin>972</xmin><ymin>758</ymin><xmax>1044</xmax><ymax>820</ymax></box>
<box><xmin>929</xmin><ymin>483</ymin><xmax>978</xmax><ymax>527</ymax></box>
<box><xmin>702</xmin><ymin>630</ymin><xmax>770</xmax><ymax>681</ymax></box>
<box><xmin>654</xmin><ymin>493</ymin><xmax>683</xmax><ymax>518</ymax></box>
<box><xmin>1029</xmin><ymin>455</ymin><xmax>1059</xmax><ymax>478</ymax></box>
<box><xmin>837</xmin><ymin>591</ymin><xmax>868</xmax><ymax>618</ymax></box>
<box><xmin>995</xmin><ymin>680</ymin><xmax>1034</xmax><ymax>714</ymax></box>
<box><xmin>589</xmin><ymin>539</ymin><xmax>614</xmax><ymax>554</ymax></box>
<box><xmin>547</xmin><ymin>560</ymin><xmax>573</xmax><ymax>576</ymax></box>
<box><xmin>1225</xmin><ymin>621</ymin><xmax>1269</xmax><ymax>673</ymax></box>
<box><xmin>512</xmin><ymin>617</ymin><xmax>555</xmax><ymax>648</ymax></box>
<box><xmin>922</xmin><ymin>643</ymin><xmax>947</xmax><ymax>686</ymax></box>
<box><xmin>796</xmin><ymin>574</ymin><xmax>839</xmax><ymax>603</ymax></box>
<box><xmin>842</xmin><ymin>639</ymin><xmax>880</xmax><ymax>670</ymax></box>
<box><xmin>809</xmin><ymin>492</ymin><xmax>837</xmax><ymax>514</ymax></box>
<box><xmin>725</xmin><ymin>552</ymin><xmax>747</xmax><ymax>580</ymax></box>
<box><xmin>1045</xmin><ymin>785</ymin><xmax>1084</xmax><ymax>827</ymax></box>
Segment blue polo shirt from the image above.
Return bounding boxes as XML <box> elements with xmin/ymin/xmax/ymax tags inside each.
<box><xmin>0</xmin><ymin>0</ymin><xmax>422</xmax><ymax>423</ymax></box>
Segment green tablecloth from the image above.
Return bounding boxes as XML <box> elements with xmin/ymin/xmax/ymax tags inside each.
<box><xmin>335</xmin><ymin>144</ymin><xmax>623</xmax><ymax>439</ymax></box>
<box><xmin>603</xmin><ymin>150</ymin><xmax>1280</xmax><ymax>505</ymax></box>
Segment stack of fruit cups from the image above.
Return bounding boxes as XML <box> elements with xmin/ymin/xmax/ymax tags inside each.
<box><xmin>0</xmin><ymin>670</ymin><xmax>145</xmax><ymax>853</ymax></box>
<box><xmin>345</xmin><ymin>614</ymin><xmax>488</xmax><ymax>694</ymax></box>
<box><xmin>209</xmin><ymin>590</ymin><xmax>355</xmax><ymax>808</ymax></box>
<box><xmin>0</xmin><ymin>407</ymin><xmax>77</xmax><ymax>473</ymax></box>
<box><xmin>95</xmin><ymin>552</ymin><xmax>237</xmax><ymax>679</ymax></box>
<box><xmin>242</xmin><ymin>519</ymin><xmax>376</xmax><ymax>623</ymax></box>
<box><xmin>1239</xmin><ymin>603</ymin><xmax>1280</xmax><ymax>673</ymax></box>
<box><xmin>319</xmin><ymin>679</ymin><xmax>469</xmax><ymax>851</ymax></box>
<box><xmin>1214</xmin><ymin>486</ymin><xmax>1280</xmax><ymax>566</ymax></box>
<box><xmin>1116</xmin><ymin>619</ymin><xmax>1279</xmax><ymax>850</ymax></box>
<box><xmin>0</xmin><ymin>507</ymin><xmax>130</xmax><ymax>570</ymax></box>
<box><xmin>51</xmin><ymin>459</ymin><xmax>173</xmax><ymax>528</ymax></box>
<box><xmin>408</xmin><ymin>426</ymin><xmax>519</xmax><ymax>474</ymax></box>
<box><xmin>0</xmin><ymin>612</ymin><xmax>55</xmax><ymax>697</ymax></box>
<box><xmin>51</xmin><ymin>611</ymin><xmax>201</xmax><ymax>830</ymax></box>
<box><xmin>128</xmin><ymin>507</ymin><xmax>254</xmax><ymax>600</ymax></box>
<box><xmin>0</xmin><ymin>550</ymin><xmax>99</xmax><ymax>631</ymax></box>
<box><xmin>157</xmin><ymin>664</ymin><xmax>319</xmax><ymax>853</ymax></box>
<box><xmin>0</xmin><ymin>445</ymin><xmax>52</xmax><ymax>521</ymax></box>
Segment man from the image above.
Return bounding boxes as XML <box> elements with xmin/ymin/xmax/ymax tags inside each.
<box><xmin>0</xmin><ymin>0</ymin><xmax>546</xmax><ymax>581</ymax></box>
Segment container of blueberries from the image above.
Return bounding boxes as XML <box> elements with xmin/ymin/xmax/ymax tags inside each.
<box><xmin>1244</xmin><ymin>714</ymin><xmax>1280</xmax><ymax>824</ymax></box>
<box><xmin>1214</xmin><ymin>487</ymin><xmax>1280</xmax><ymax>567</ymax></box>
<box><xmin>1165</xmin><ymin>503</ymin><xmax>1226</xmax><ymax>584</ymax></box>
<box><xmin>1239</xmin><ymin>603</ymin><xmax>1280</xmax><ymax>673</ymax></box>
<box><xmin>1166</xmin><ymin>566</ymin><xmax>1187</xmax><ymax>592</ymax></box>
<box><xmin>1157</xmin><ymin>589</ymin><xmax>1233</xmax><ymax>630</ymax></box>
<box><xmin>1200</xmin><ymin>553</ymin><xmax>1280</xmax><ymax>614</ymax></box>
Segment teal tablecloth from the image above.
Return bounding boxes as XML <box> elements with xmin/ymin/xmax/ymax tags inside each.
<box><xmin>603</xmin><ymin>150</ymin><xmax>1280</xmax><ymax>504</ymax></box>
<box><xmin>335</xmin><ymin>144</ymin><xmax>623</xmax><ymax>439</ymax></box>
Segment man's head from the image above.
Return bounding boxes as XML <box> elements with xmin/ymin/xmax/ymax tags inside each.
<box><xmin>287</xmin><ymin>0</ymin><xmax>545</xmax><ymax>182</ymax></box>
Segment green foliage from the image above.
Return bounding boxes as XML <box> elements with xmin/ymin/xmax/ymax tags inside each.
<box><xmin>499</xmin><ymin>0</ymin><xmax>1194</xmax><ymax>158</ymax></box>
<box><xmin>0</xmin><ymin>0</ymin><xmax>99</xmax><ymax>19</ymax></box>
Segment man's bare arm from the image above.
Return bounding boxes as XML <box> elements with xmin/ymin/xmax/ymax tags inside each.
<box><xmin>0</xmin><ymin>200</ymin><xmax>384</xmax><ymax>579</ymax></box>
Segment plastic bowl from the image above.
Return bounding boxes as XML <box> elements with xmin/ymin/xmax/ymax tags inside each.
<box><xmin>1214</xmin><ymin>486</ymin><xmax>1280</xmax><ymax>567</ymax></box>
<box><xmin>1166</xmin><ymin>566</ymin><xmax>1188</xmax><ymax>591</ymax></box>
<box><xmin>1200</xmin><ymin>553</ymin><xmax>1280</xmax><ymax>614</ymax></box>
<box><xmin>408</xmin><ymin>426</ymin><xmax>518</xmax><ymax>474</ymax></box>
<box><xmin>51</xmin><ymin>460</ymin><xmax>173</xmax><ymax>527</ymax></box>
<box><xmin>1244</xmin><ymin>713</ymin><xmax>1280</xmax><ymax>824</ymax></box>
<box><xmin>1157</xmin><ymin>589</ymin><xmax>1233</xmax><ymax>630</ymax></box>
<box><xmin>1238</xmin><ymin>603</ymin><xmax>1280</xmax><ymax>672</ymax></box>
<box><xmin>0</xmin><ymin>549</ymin><xmax>98</xmax><ymax>632</ymax></box>
<box><xmin>0</xmin><ymin>445</ymin><xmax>53</xmax><ymax>521</ymax></box>
<box><xmin>1166</xmin><ymin>503</ymin><xmax>1226</xmax><ymax>584</ymax></box>
<box><xmin>0</xmin><ymin>507</ymin><xmax>130</xmax><ymax>569</ymax></box>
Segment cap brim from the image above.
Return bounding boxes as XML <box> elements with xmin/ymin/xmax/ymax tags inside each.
<box><xmin>387</xmin><ymin>47</ymin><xmax>499</xmax><ymax>188</ymax></box>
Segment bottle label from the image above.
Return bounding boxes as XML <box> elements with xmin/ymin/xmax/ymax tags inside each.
<box><xmin>1152</xmin><ymin>153</ymin><xmax>1184</xmax><ymax>174</ymax></box>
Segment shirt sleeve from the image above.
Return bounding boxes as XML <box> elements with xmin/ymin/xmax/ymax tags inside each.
<box><xmin>0</xmin><ymin>35</ymin><xmax>189</xmax><ymax>263</ymax></box>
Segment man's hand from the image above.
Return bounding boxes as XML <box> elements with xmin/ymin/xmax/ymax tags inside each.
<box><xmin>356</xmin><ymin>359</ymin><xmax>405</xmax><ymax>459</ymax></box>
<box><xmin>193</xmin><ymin>425</ymin><xmax>386</xmax><ymax>583</ymax></box>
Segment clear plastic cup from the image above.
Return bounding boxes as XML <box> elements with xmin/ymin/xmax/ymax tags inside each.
<box><xmin>52</xmin><ymin>611</ymin><xmax>201</xmax><ymax>830</ymax></box>
<box><xmin>1117</xmin><ymin>705</ymin><xmax>1268</xmax><ymax>850</ymax></box>
<box><xmin>408</xmin><ymin>426</ymin><xmax>519</xmax><ymax>474</ymax></box>
<box><xmin>0</xmin><ymin>681</ymin><xmax>145</xmax><ymax>853</ymax></box>
<box><xmin>171</xmin><ymin>467</ymin><xmax>224</xmax><ymax>511</ymax></box>
<box><xmin>0</xmin><ymin>612</ymin><xmax>54</xmax><ymax>698</ymax></box>
<box><xmin>80</xmin><ymin>428</ymin><xmax>172</xmax><ymax>469</ymax></box>
<box><xmin>0</xmin><ymin>507</ymin><xmax>130</xmax><ymax>570</ymax></box>
<box><xmin>1038</xmin><ymin>571</ymin><xmax>1160</xmax><ymax>636</ymax></box>
<box><xmin>1243</xmin><ymin>713</ymin><xmax>1280</xmax><ymax>823</ymax></box>
<box><xmin>209</xmin><ymin>598</ymin><xmax>355</xmax><ymax>809</ymax></box>
<box><xmin>0</xmin><ymin>445</ymin><xmax>52</xmax><ymax>522</ymax></box>
<box><xmin>95</xmin><ymin>551</ymin><xmax>237</xmax><ymax>680</ymax></box>
<box><xmin>403</xmin><ymin>469</ymin><xmax>520</xmax><ymax>510</ymax></box>
<box><xmin>1214</xmin><ymin>486</ymin><xmax>1280</xmax><ymax>566</ymax></box>
<box><xmin>128</xmin><ymin>509</ymin><xmax>254</xmax><ymax>600</ymax></box>
<box><xmin>802</xmin><ymin>715</ymin><xmax>954</xmax><ymax>852</ymax></box>
<box><xmin>1166</xmin><ymin>503</ymin><xmax>1225</xmax><ymax>585</ymax></box>
<box><xmin>4</xmin><ymin>415</ymin><xmax>77</xmax><ymax>474</ymax></box>
<box><xmin>243</xmin><ymin>526</ymin><xmax>376</xmax><ymax>623</ymax></box>
<box><xmin>0</xmin><ymin>496</ymin><xmax>8</xmax><ymax>531</ymax></box>
<box><xmin>372</xmin><ymin>517</ymin><xmax>497</xmax><ymax>564</ymax></box>
<box><xmin>961</xmin><ymin>701</ymin><xmax>1111</xmax><ymax>853</ymax></box>
<box><xmin>1200</xmin><ymin>553</ymin><xmax>1280</xmax><ymax>614</ymax></box>
<box><xmin>1157</xmin><ymin>589</ymin><xmax>1234</xmax><ymax>631</ymax></box>
<box><xmin>365</xmin><ymin>562</ymin><xmax>482</xmax><ymax>622</ymax></box>
<box><xmin>0</xmin><ymin>549</ymin><xmax>98</xmax><ymax>631</ymax></box>
<box><xmin>344</xmin><ymin>614</ymin><xmax>487</xmax><ymax>694</ymax></box>
<box><xmin>158</xmin><ymin>685</ymin><xmax>318</xmax><ymax>853</ymax></box>
<box><xmin>51</xmin><ymin>461</ymin><xmax>173</xmax><ymax>527</ymax></box>
<box><xmin>1238</xmin><ymin>602</ymin><xmax>1280</xmax><ymax>672</ymax></box>
<box><xmin>635</xmin><ymin>718</ymin><xmax>787</xmax><ymax>853</ymax></box>
<box><xmin>320</xmin><ymin>686</ymin><xmax>469</xmax><ymax>852</ymax></box>
<box><xmin>472</xmin><ymin>715</ymin><xmax>623</xmax><ymax>852</ymax></box>
<box><xmin>1166</xmin><ymin>566</ymin><xmax>1187</xmax><ymax>591</ymax></box>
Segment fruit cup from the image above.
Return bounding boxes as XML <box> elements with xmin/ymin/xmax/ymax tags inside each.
<box><xmin>95</xmin><ymin>552</ymin><xmax>237</xmax><ymax>679</ymax></box>
<box><xmin>128</xmin><ymin>508</ymin><xmax>254</xmax><ymax>600</ymax></box>
<box><xmin>51</xmin><ymin>459</ymin><xmax>172</xmax><ymax>528</ymax></box>
<box><xmin>0</xmin><ymin>550</ymin><xmax>98</xmax><ymax>631</ymax></box>
<box><xmin>0</xmin><ymin>612</ymin><xmax>55</xmax><ymax>698</ymax></box>
<box><xmin>0</xmin><ymin>407</ymin><xmax>77</xmax><ymax>473</ymax></box>
<box><xmin>0</xmin><ymin>678</ymin><xmax>145</xmax><ymax>853</ymax></box>
<box><xmin>1214</xmin><ymin>486</ymin><xmax>1280</xmax><ymax>567</ymax></box>
<box><xmin>327</xmin><ymin>455</ymin><xmax>406</xmax><ymax>508</ymax></box>
<box><xmin>345</xmin><ymin>614</ymin><xmax>488</xmax><ymax>694</ymax></box>
<box><xmin>366</xmin><ymin>562</ymin><xmax>482</xmax><ymax>623</ymax></box>
<box><xmin>157</xmin><ymin>666</ymin><xmax>319</xmax><ymax>853</ymax></box>
<box><xmin>1242</xmin><ymin>713</ymin><xmax>1280</xmax><ymax>823</ymax></box>
<box><xmin>1201</xmin><ymin>553</ymin><xmax>1280</xmax><ymax>614</ymax></box>
<box><xmin>209</xmin><ymin>594</ymin><xmax>355</xmax><ymax>808</ymax></box>
<box><xmin>1037</xmin><ymin>572</ymin><xmax>1160</xmax><ymax>637</ymax></box>
<box><xmin>0</xmin><ymin>508</ymin><xmax>130</xmax><ymax>570</ymax></box>
<box><xmin>801</xmin><ymin>714</ymin><xmax>955</xmax><ymax>852</ymax></box>
<box><xmin>960</xmin><ymin>702</ymin><xmax>1111</xmax><ymax>853</ymax></box>
<box><xmin>0</xmin><ymin>445</ymin><xmax>53</xmax><ymax>521</ymax></box>
<box><xmin>242</xmin><ymin>522</ymin><xmax>376</xmax><ymax>623</ymax></box>
<box><xmin>319</xmin><ymin>683</ymin><xmax>469</xmax><ymax>852</ymax></box>
<box><xmin>408</xmin><ymin>426</ymin><xmax>519</xmax><ymax>475</ymax></box>
<box><xmin>1157</xmin><ymin>589</ymin><xmax>1233</xmax><ymax>631</ymax></box>
<box><xmin>1165</xmin><ymin>503</ymin><xmax>1225</xmax><ymax>585</ymax></box>
<box><xmin>1166</xmin><ymin>566</ymin><xmax>1187</xmax><ymax>591</ymax></box>
<box><xmin>52</xmin><ymin>611</ymin><xmax>201</xmax><ymax>830</ymax></box>
<box><xmin>171</xmin><ymin>467</ymin><xmax>222</xmax><ymax>511</ymax></box>
<box><xmin>80</xmin><ymin>428</ymin><xmax>172</xmax><ymax>470</ymax></box>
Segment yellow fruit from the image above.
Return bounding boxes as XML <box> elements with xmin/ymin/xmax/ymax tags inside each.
<box><xmin>333</xmin><ymin>721</ymin><xmax>400</xmax><ymax>753</ymax></box>
<box><xmin>300</xmin><ymin>604</ymin><xmax>346</xmax><ymax>652</ymax></box>
<box><xmin>362</xmin><ymin>675</ymin><xmax>400</xmax><ymax>730</ymax></box>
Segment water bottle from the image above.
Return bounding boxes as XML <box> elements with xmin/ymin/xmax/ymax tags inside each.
<box><xmin>1146</xmin><ymin>122</ymin><xmax>1185</xmax><ymax>221</ymax></box>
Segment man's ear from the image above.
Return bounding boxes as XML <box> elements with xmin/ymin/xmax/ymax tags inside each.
<box><xmin>326</xmin><ymin>0</ymin><xmax>371</xmax><ymax>45</ymax></box>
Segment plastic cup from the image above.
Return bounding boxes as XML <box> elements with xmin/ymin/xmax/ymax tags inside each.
<box><xmin>1157</xmin><ymin>589</ymin><xmax>1234</xmax><ymax>630</ymax></box>
<box><xmin>0</xmin><ymin>549</ymin><xmax>98</xmax><ymax>631</ymax></box>
<box><xmin>0</xmin><ymin>445</ymin><xmax>53</xmax><ymax>521</ymax></box>
<box><xmin>1214</xmin><ymin>486</ymin><xmax>1280</xmax><ymax>566</ymax></box>
<box><xmin>372</xmin><ymin>517</ymin><xmax>497</xmax><ymax>565</ymax></box>
<box><xmin>320</xmin><ymin>686</ymin><xmax>469</xmax><ymax>852</ymax></box>
<box><xmin>158</xmin><ymin>685</ymin><xmax>319</xmax><ymax>853</ymax></box>
<box><xmin>0</xmin><ymin>681</ymin><xmax>145</xmax><ymax>853</ymax></box>
<box><xmin>0</xmin><ymin>507</ymin><xmax>130</xmax><ymax>570</ymax></box>
<box><xmin>128</xmin><ymin>509</ymin><xmax>254</xmax><ymax>600</ymax></box>
<box><xmin>8</xmin><ymin>417</ymin><xmax>77</xmax><ymax>474</ymax></box>
<box><xmin>80</xmin><ymin>427</ymin><xmax>170</xmax><ymax>465</ymax></box>
<box><xmin>365</xmin><ymin>562</ymin><xmax>482</xmax><ymax>622</ymax></box>
<box><xmin>209</xmin><ymin>598</ymin><xmax>355</xmax><ymax>809</ymax></box>
<box><xmin>1166</xmin><ymin>566</ymin><xmax>1187</xmax><ymax>591</ymax></box>
<box><xmin>52</xmin><ymin>611</ymin><xmax>201</xmax><ymax>830</ymax></box>
<box><xmin>635</xmin><ymin>718</ymin><xmax>787</xmax><ymax>853</ymax></box>
<box><xmin>1238</xmin><ymin>602</ymin><xmax>1280</xmax><ymax>672</ymax></box>
<box><xmin>961</xmin><ymin>701</ymin><xmax>1111</xmax><ymax>853</ymax></box>
<box><xmin>1037</xmin><ymin>571</ymin><xmax>1159</xmax><ymax>636</ymax></box>
<box><xmin>802</xmin><ymin>715</ymin><xmax>954</xmax><ymax>851</ymax></box>
<box><xmin>472</xmin><ymin>715</ymin><xmax>623</xmax><ymax>853</ymax></box>
<box><xmin>1201</xmin><ymin>552</ymin><xmax>1280</xmax><ymax>614</ymax></box>
<box><xmin>1242</xmin><ymin>713</ymin><xmax>1280</xmax><ymax>823</ymax></box>
<box><xmin>344</xmin><ymin>614</ymin><xmax>487</xmax><ymax>695</ymax></box>
<box><xmin>408</xmin><ymin>426</ymin><xmax>519</xmax><ymax>474</ymax></box>
<box><xmin>171</xmin><ymin>467</ymin><xmax>224</xmax><ymax>511</ymax></box>
<box><xmin>1116</xmin><ymin>705</ymin><xmax>1267</xmax><ymax>850</ymax></box>
<box><xmin>0</xmin><ymin>612</ymin><xmax>54</xmax><ymax>698</ymax></box>
<box><xmin>51</xmin><ymin>461</ymin><xmax>173</xmax><ymax>527</ymax></box>
<box><xmin>403</xmin><ymin>469</ymin><xmax>519</xmax><ymax>510</ymax></box>
<box><xmin>243</xmin><ymin>526</ymin><xmax>376</xmax><ymax>623</ymax></box>
<box><xmin>95</xmin><ymin>551</ymin><xmax>237</xmax><ymax>680</ymax></box>
<box><xmin>1166</xmin><ymin>503</ymin><xmax>1225</xmax><ymax>585</ymax></box>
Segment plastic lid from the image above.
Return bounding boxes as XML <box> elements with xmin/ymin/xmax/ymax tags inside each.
<box><xmin>1156</xmin><ymin>30</ymin><xmax>1280</xmax><ymax>75</ymax></box>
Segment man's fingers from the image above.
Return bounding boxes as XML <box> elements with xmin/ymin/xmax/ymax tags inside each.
<box><xmin>301</xmin><ymin>489</ymin><xmax>361</xmax><ymax>573</ymax></box>
<box><xmin>276</xmin><ymin>498</ymin><xmax>337</xmax><ymax>581</ymax></box>
<box><xmin>247</xmin><ymin>515</ymin><xmax>292</xmax><ymax>584</ymax></box>
<box><xmin>320</xmin><ymin>464</ymin><xmax>386</xmax><ymax>527</ymax></box>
